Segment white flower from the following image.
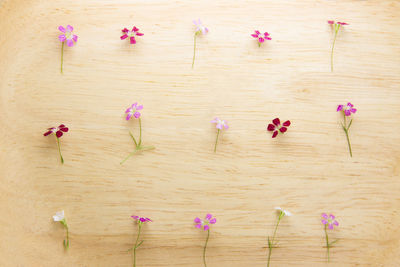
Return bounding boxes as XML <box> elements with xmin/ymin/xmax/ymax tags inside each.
<box><xmin>275</xmin><ymin>207</ymin><xmax>292</xmax><ymax>216</ymax></box>
<box><xmin>53</xmin><ymin>210</ymin><xmax>65</xmax><ymax>221</ymax></box>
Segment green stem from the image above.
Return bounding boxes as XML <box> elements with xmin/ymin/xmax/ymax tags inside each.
<box><xmin>61</xmin><ymin>42</ymin><xmax>64</xmax><ymax>74</ymax></box>
<box><xmin>133</xmin><ymin>223</ymin><xmax>142</xmax><ymax>267</ymax></box>
<box><xmin>214</xmin><ymin>129</ymin><xmax>220</xmax><ymax>153</ymax></box>
<box><xmin>192</xmin><ymin>32</ymin><xmax>198</xmax><ymax>68</ymax></box>
<box><xmin>56</xmin><ymin>137</ymin><xmax>64</xmax><ymax>164</ymax></box>
<box><xmin>65</xmin><ymin>225</ymin><xmax>69</xmax><ymax>249</ymax></box>
<box><xmin>343</xmin><ymin>114</ymin><xmax>353</xmax><ymax>157</ymax></box>
<box><xmin>138</xmin><ymin>118</ymin><xmax>142</xmax><ymax>146</ymax></box>
<box><xmin>267</xmin><ymin>214</ymin><xmax>282</xmax><ymax>267</ymax></box>
<box><xmin>330</xmin><ymin>26</ymin><xmax>339</xmax><ymax>72</ymax></box>
<box><xmin>120</xmin><ymin>149</ymin><xmax>140</xmax><ymax>165</ymax></box>
<box><xmin>203</xmin><ymin>229</ymin><xmax>210</xmax><ymax>267</ymax></box>
<box><xmin>324</xmin><ymin>224</ymin><xmax>330</xmax><ymax>262</ymax></box>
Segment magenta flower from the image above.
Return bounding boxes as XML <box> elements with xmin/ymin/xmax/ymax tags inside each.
<box><xmin>58</xmin><ymin>25</ymin><xmax>77</xmax><ymax>73</ymax></box>
<box><xmin>121</xmin><ymin>103</ymin><xmax>155</xmax><ymax>164</ymax></box>
<box><xmin>211</xmin><ymin>117</ymin><xmax>229</xmax><ymax>152</ymax></box>
<box><xmin>321</xmin><ymin>213</ymin><xmax>339</xmax><ymax>261</ymax></box>
<box><xmin>125</xmin><ymin>102</ymin><xmax>143</xmax><ymax>120</ymax></box>
<box><xmin>321</xmin><ymin>213</ymin><xmax>339</xmax><ymax>230</ymax></box>
<box><xmin>192</xmin><ymin>19</ymin><xmax>208</xmax><ymax>68</ymax></box>
<box><xmin>194</xmin><ymin>213</ymin><xmax>216</xmax><ymax>266</ymax></box>
<box><xmin>337</xmin><ymin>102</ymin><xmax>357</xmax><ymax>116</ymax></box>
<box><xmin>130</xmin><ymin>215</ymin><xmax>151</xmax><ymax>267</ymax></box>
<box><xmin>121</xmin><ymin>26</ymin><xmax>144</xmax><ymax>45</ymax></box>
<box><xmin>194</xmin><ymin>213</ymin><xmax>217</xmax><ymax>231</ymax></box>
<box><xmin>328</xmin><ymin>20</ymin><xmax>348</xmax><ymax>71</ymax></box>
<box><xmin>251</xmin><ymin>30</ymin><xmax>271</xmax><ymax>47</ymax></box>
<box><xmin>267</xmin><ymin>118</ymin><xmax>291</xmax><ymax>138</ymax></box>
<box><xmin>44</xmin><ymin>124</ymin><xmax>69</xmax><ymax>164</ymax></box>
<box><xmin>337</xmin><ymin>102</ymin><xmax>356</xmax><ymax>157</ymax></box>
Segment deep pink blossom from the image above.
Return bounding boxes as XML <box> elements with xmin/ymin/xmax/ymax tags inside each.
<box><xmin>337</xmin><ymin>102</ymin><xmax>356</xmax><ymax>116</ymax></box>
<box><xmin>211</xmin><ymin>117</ymin><xmax>229</xmax><ymax>130</ymax></box>
<box><xmin>125</xmin><ymin>102</ymin><xmax>143</xmax><ymax>120</ymax></box>
<box><xmin>251</xmin><ymin>30</ymin><xmax>271</xmax><ymax>46</ymax></box>
<box><xmin>44</xmin><ymin>124</ymin><xmax>69</xmax><ymax>138</ymax></box>
<box><xmin>267</xmin><ymin>118</ymin><xmax>290</xmax><ymax>138</ymax></box>
<box><xmin>58</xmin><ymin>25</ymin><xmax>78</xmax><ymax>47</ymax></box>
<box><xmin>121</xmin><ymin>26</ymin><xmax>144</xmax><ymax>44</ymax></box>
<box><xmin>131</xmin><ymin>215</ymin><xmax>152</xmax><ymax>223</ymax></box>
<box><xmin>194</xmin><ymin>214</ymin><xmax>216</xmax><ymax>231</ymax></box>
<box><xmin>321</xmin><ymin>213</ymin><xmax>339</xmax><ymax>230</ymax></box>
<box><xmin>328</xmin><ymin>21</ymin><xmax>349</xmax><ymax>26</ymax></box>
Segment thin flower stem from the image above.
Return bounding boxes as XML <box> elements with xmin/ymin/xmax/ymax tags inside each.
<box><xmin>324</xmin><ymin>224</ymin><xmax>330</xmax><ymax>262</ymax></box>
<box><xmin>192</xmin><ymin>32</ymin><xmax>198</xmax><ymax>69</ymax></box>
<box><xmin>267</xmin><ymin>214</ymin><xmax>282</xmax><ymax>267</ymax></box>
<box><xmin>65</xmin><ymin>224</ymin><xmax>69</xmax><ymax>250</ymax></box>
<box><xmin>61</xmin><ymin>42</ymin><xmax>64</xmax><ymax>74</ymax></box>
<box><xmin>56</xmin><ymin>137</ymin><xmax>64</xmax><ymax>164</ymax></box>
<box><xmin>203</xmin><ymin>229</ymin><xmax>210</xmax><ymax>267</ymax></box>
<box><xmin>120</xmin><ymin>149</ymin><xmax>140</xmax><ymax>165</ymax></box>
<box><xmin>133</xmin><ymin>223</ymin><xmax>142</xmax><ymax>267</ymax></box>
<box><xmin>343</xmin><ymin>114</ymin><xmax>353</xmax><ymax>157</ymax></box>
<box><xmin>330</xmin><ymin>26</ymin><xmax>339</xmax><ymax>72</ymax></box>
<box><xmin>214</xmin><ymin>129</ymin><xmax>220</xmax><ymax>153</ymax></box>
<box><xmin>138</xmin><ymin>118</ymin><xmax>142</xmax><ymax>146</ymax></box>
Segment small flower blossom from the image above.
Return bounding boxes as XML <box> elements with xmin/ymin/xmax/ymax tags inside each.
<box><xmin>53</xmin><ymin>210</ymin><xmax>65</xmax><ymax>222</ymax></box>
<box><xmin>275</xmin><ymin>207</ymin><xmax>292</xmax><ymax>217</ymax></box>
<box><xmin>131</xmin><ymin>215</ymin><xmax>152</xmax><ymax>223</ymax></box>
<box><xmin>125</xmin><ymin>103</ymin><xmax>143</xmax><ymax>120</ymax></box>
<box><xmin>337</xmin><ymin>102</ymin><xmax>357</xmax><ymax>116</ymax></box>
<box><xmin>44</xmin><ymin>124</ymin><xmax>69</xmax><ymax>138</ymax></box>
<box><xmin>328</xmin><ymin>20</ymin><xmax>349</xmax><ymax>26</ymax></box>
<box><xmin>211</xmin><ymin>117</ymin><xmax>229</xmax><ymax>130</ymax></box>
<box><xmin>194</xmin><ymin>213</ymin><xmax>217</xmax><ymax>231</ymax></box>
<box><xmin>267</xmin><ymin>118</ymin><xmax>291</xmax><ymax>138</ymax></box>
<box><xmin>328</xmin><ymin>20</ymin><xmax>348</xmax><ymax>71</ymax></box>
<box><xmin>58</xmin><ymin>25</ymin><xmax>78</xmax><ymax>47</ymax></box>
<box><xmin>121</xmin><ymin>26</ymin><xmax>144</xmax><ymax>44</ymax></box>
<box><xmin>193</xmin><ymin>19</ymin><xmax>209</xmax><ymax>35</ymax></box>
<box><xmin>321</xmin><ymin>213</ymin><xmax>339</xmax><ymax>230</ymax></box>
<box><xmin>251</xmin><ymin>30</ymin><xmax>271</xmax><ymax>46</ymax></box>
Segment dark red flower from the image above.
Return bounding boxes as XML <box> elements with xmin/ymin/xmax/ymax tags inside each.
<box><xmin>44</xmin><ymin>124</ymin><xmax>69</xmax><ymax>138</ymax></box>
<box><xmin>267</xmin><ymin>118</ymin><xmax>290</xmax><ymax>138</ymax></box>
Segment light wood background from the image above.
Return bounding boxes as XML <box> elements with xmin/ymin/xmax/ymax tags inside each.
<box><xmin>1</xmin><ymin>0</ymin><xmax>400</xmax><ymax>266</ymax></box>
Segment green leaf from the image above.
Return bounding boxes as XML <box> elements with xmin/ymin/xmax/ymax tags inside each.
<box><xmin>129</xmin><ymin>131</ymin><xmax>138</xmax><ymax>147</ymax></box>
<box><xmin>347</xmin><ymin>119</ymin><xmax>353</xmax><ymax>130</ymax></box>
<box><xmin>330</xmin><ymin>239</ymin><xmax>338</xmax><ymax>245</ymax></box>
<box><xmin>136</xmin><ymin>240</ymin><xmax>144</xmax><ymax>248</ymax></box>
<box><xmin>268</xmin><ymin>236</ymin><xmax>271</xmax><ymax>248</ymax></box>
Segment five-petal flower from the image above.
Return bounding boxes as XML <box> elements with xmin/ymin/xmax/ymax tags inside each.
<box><xmin>125</xmin><ymin>102</ymin><xmax>144</xmax><ymax>120</ymax></box>
<box><xmin>131</xmin><ymin>215</ymin><xmax>152</xmax><ymax>223</ymax></box>
<box><xmin>44</xmin><ymin>124</ymin><xmax>69</xmax><ymax>138</ymax></box>
<box><xmin>321</xmin><ymin>213</ymin><xmax>339</xmax><ymax>230</ymax></box>
<box><xmin>194</xmin><ymin>213</ymin><xmax>217</xmax><ymax>231</ymax></box>
<box><xmin>251</xmin><ymin>30</ymin><xmax>271</xmax><ymax>47</ymax></box>
<box><xmin>267</xmin><ymin>118</ymin><xmax>291</xmax><ymax>138</ymax></box>
<box><xmin>121</xmin><ymin>26</ymin><xmax>144</xmax><ymax>45</ymax></box>
<box><xmin>59</xmin><ymin>25</ymin><xmax>78</xmax><ymax>47</ymax></box>
<box><xmin>337</xmin><ymin>102</ymin><xmax>357</xmax><ymax>116</ymax></box>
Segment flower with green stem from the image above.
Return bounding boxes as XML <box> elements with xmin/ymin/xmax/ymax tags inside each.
<box><xmin>121</xmin><ymin>103</ymin><xmax>155</xmax><ymax>164</ymax></box>
<box><xmin>44</xmin><ymin>124</ymin><xmax>69</xmax><ymax>164</ymax></box>
<box><xmin>194</xmin><ymin>214</ymin><xmax>217</xmax><ymax>267</ymax></box>
<box><xmin>58</xmin><ymin>25</ymin><xmax>78</xmax><ymax>73</ymax></box>
<box><xmin>192</xmin><ymin>19</ymin><xmax>208</xmax><ymax>68</ymax></box>
<box><xmin>53</xmin><ymin>210</ymin><xmax>69</xmax><ymax>249</ymax></box>
<box><xmin>267</xmin><ymin>207</ymin><xmax>292</xmax><ymax>267</ymax></box>
<box><xmin>211</xmin><ymin>117</ymin><xmax>229</xmax><ymax>153</ymax></box>
<box><xmin>337</xmin><ymin>102</ymin><xmax>357</xmax><ymax>157</ymax></box>
<box><xmin>321</xmin><ymin>213</ymin><xmax>339</xmax><ymax>262</ymax></box>
<box><xmin>129</xmin><ymin>216</ymin><xmax>152</xmax><ymax>267</ymax></box>
<box><xmin>328</xmin><ymin>21</ymin><xmax>348</xmax><ymax>72</ymax></box>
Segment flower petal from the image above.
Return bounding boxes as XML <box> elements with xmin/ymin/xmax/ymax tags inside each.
<box><xmin>272</xmin><ymin>118</ymin><xmax>280</xmax><ymax>126</ymax></box>
<box><xmin>203</xmin><ymin>225</ymin><xmax>210</xmax><ymax>231</ymax></box>
<box><xmin>279</xmin><ymin>127</ymin><xmax>287</xmax><ymax>133</ymax></box>
<box><xmin>126</xmin><ymin>113</ymin><xmax>133</xmax><ymax>120</ymax></box>
<box><xmin>327</xmin><ymin>20</ymin><xmax>335</xmax><ymax>25</ymax></box>
<box><xmin>205</xmin><ymin>214</ymin><xmax>212</xmax><ymax>220</ymax></box>
<box><xmin>72</xmin><ymin>35</ymin><xmax>78</xmax><ymax>42</ymax></box>
<box><xmin>136</xmin><ymin>105</ymin><xmax>143</xmax><ymax>110</ymax></box>
<box><xmin>44</xmin><ymin>131</ymin><xmax>53</xmax><ymax>136</ymax></box>
<box><xmin>255</xmin><ymin>30</ymin><xmax>260</xmax><ymax>35</ymax></box>
<box><xmin>328</xmin><ymin>224</ymin><xmax>334</xmax><ymax>230</ymax></box>
<box><xmin>66</xmin><ymin>25</ymin><xmax>73</xmax><ymax>32</ymax></box>
<box><xmin>60</xmin><ymin>127</ymin><xmax>69</xmax><ymax>132</ymax></box>
<box><xmin>321</xmin><ymin>213</ymin><xmax>328</xmax><ymax>219</ymax></box>
<box><xmin>194</xmin><ymin>217</ymin><xmax>201</xmax><ymax>223</ymax></box>
<box><xmin>134</xmin><ymin>112</ymin><xmax>141</xmax><ymax>118</ymax></box>
<box><xmin>130</xmin><ymin>36</ymin><xmax>136</xmax><ymax>44</ymax></box>
<box><xmin>58</xmin><ymin>26</ymin><xmax>66</xmax><ymax>32</ymax></box>
<box><xmin>58</xmin><ymin>34</ymin><xmax>66</xmax><ymax>42</ymax></box>
<box><xmin>121</xmin><ymin>34</ymin><xmax>128</xmax><ymax>40</ymax></box>
<box><xmin>267</xmin><ymin>124</ymin><xmax>275</xmax><ymax>131</ymax></box>
<box><xmin>251</xmin><ymin>34</ymin><xmax>259</xmax><ymax>38</ymax></box>
<box><xmin>337</xmin><ymin>105</ymin><xmax>343</xmax><ymax>112</ymax></box>
<box><xmin>283</xmin><ymin>120</ymin><xmax>291</xmax><ymax>127</ymax></box>
<box><xmin>195</xmin><ymin>223</ymin><xmax>202</xmax><ymax>228</ymax></box>
<box><xmin>56</xmin><ymin>131</ymin><xmax>63</xmax><ymax>138</ymax></box>
<box><xmin>122</xmin><ymin>28</ymin><xmax>129</xmax><ymax>33</ymax></box>
<box><xmin>344</xmin><ymin>110</ymin><xmax>351</xmax><ymax>116</ymax></box>
<box><xmin>334</xmin><ymin>220</ymin><xmax>339</xmax><ymax>226</ymax></box>
<box><xmin>272</xmin><ymin>131</ymin><xmax>278</xmax><ymax>138</ymax></box>
<box><xmin>132</xmin><ymin>26</ymin><xmax>139</xmax><ymax>32</ymax></box>
<box><xmin>66</xmin><ymin>39</ymin><xmax>74</xmax><ymax>47</ymax></box>
<box><xmin>350</xmin><ymin>108</ymin><xmax>357</xmax><ymax>113</ymax></box>
<box><xmin>136</xmin><ymin>32</ymin><xmax>144</xmax><ymax>36</ymax></box>
<box><xmin>258</xmin><ymin>37</ymin><xmax>265</xmax><ymax>43</ymax></box>
<box><xmin>209</xmin><ymin>218</ymin><xmax>216</xmax><ymax>224</ymax></box>
<box><xmin>321</xmin><ymin>219</ymin><xmax>328</xmax><ymax>224</ymax></box>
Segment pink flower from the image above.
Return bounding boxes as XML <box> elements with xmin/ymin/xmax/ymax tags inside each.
<box><xmin>267</xmin><ymin>118</ymin><xmax>291</xmax><ymax>138</ymax></box>
<box><xmin>211</xmin><ymin>117</ymin><xmax>229</xmax><ymax>130</ymax></box>
<box><xmin>58</xmin><ymin>25</ymin><xmax>78</xmax><ymax>47</ymax></box>
<box><xmin>125</xmin><ymin>102</ymin><xmax>143</xmax><ymax>120</ymax></box>
<box><xmin>251</xmin><ymin>30</ymin><xmax>271</xmax><ymax>46</ymax></box>
<box><xmin>121</xmin><ymin>26</ymin><xmax>144</xmax><ymax>44</ymax></box>
<box><xmin>328</xmin><ymin>21</ymin><xmax>349</xmax><ymax>26</ymax></box>
<box><xmin>337</xmin><ymin>102</ymin><xmax>357</xmax><ymax>116</ymax></box>
<box><xmin>131</xmin><ymin>215</ymin><xmax>152</xmax><ymax>223</ymax></box>
<box><xmin>44</xmin><ymin>124</ymin><xmax>69</xmax><ymax>138</ymax></box>
<box><xmin>193</xmin><ymin>19</ymin><xmax>209</xmax><ymax>35</ymax></box>
<box><xmin>321</xmin><ymin>213</ymin><xmax>339</xmax><ymax>230</ymax></box>
<box><xmin>194</xmin><ymin>214</ymin><xmax>216</xmax><ymax>231</ymax></box>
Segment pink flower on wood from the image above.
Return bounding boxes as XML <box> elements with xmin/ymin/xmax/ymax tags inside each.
<box><xmin>251</xmin><ymin>30</ymin><xmax>271</xmax><ymax>46</ymax></box>
<box><xmin>121</xmin><ymin>26</ymin><xmax>144</xmax><ymax>45</ymax></box>
<box><xmin>58</xmin><ymin>25</ymin><xmax>78</xmax><ymax>47</ymax></box>
<box><xmin>125</xmin><ymin>102</ymin><xmax>143</xmax><ymax>120</ymax></box>
<box><xmin>193</xmin><ymin>19</ymin><xmax>209</xmax><ymax>35</ymax></box>
<box><xmin>44</xmin><ymin>124</ymin><xmax>69</xmax><ymax>138</ymax></box>
<box><xmin>194</xmin><ymin>214</ymin><xmax>216</xmax><ymax>231</ymax></box>
<box><xmin>131</xmin><ymin>215</ymin><xmax>152</xmax><ymax>223</ymax></box>
<box><xmin>337</xmin><ymin>102</ymin><xmax>356</xmax><ymax>116</ymax></box>
<box><xmin>328</xmin><ymin>21</ymin><xmax>349</xmax><ymax>26</ymax></box>
<box><xmin>211</xmin><ymin>117</ymin><xmax>229</xmax><ymax>130</ymax></box>
<box><xmin>267</xmin><ymin>118</ymin><xmax>290</xmax><ymax>138</ymax></box>
<box><xmin>321</xmin><ymin>213</ymin><xmax>339</xmax><ymax>230</ymax></box>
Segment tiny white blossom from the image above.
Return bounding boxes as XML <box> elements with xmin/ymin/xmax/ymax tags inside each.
<box><xmin>275</xmin><ymin>207</ymin><xmax>292</xmax><ymax>216</ymax></box>
<box><xmin>53</xmin><ymin>210</ymin><xmax>65</xmax><ymax>221</ymax></box>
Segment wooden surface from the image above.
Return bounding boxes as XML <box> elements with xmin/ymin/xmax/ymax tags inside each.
<box><xmin>1</xmin><ymin>0</ymin><xmax>400</xmax><ymax>266</ymax></box>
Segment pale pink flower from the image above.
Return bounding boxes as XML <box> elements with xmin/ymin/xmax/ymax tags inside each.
<box><xmin>59</xmin><ymin>25</ymin><xmax>78</xmax><ymax>47</ymax></box>
<box><xmin>125</xmin><ymin>102</ymin><xmax>143</xmax><ymax>120</ymax></box>
<box><xmin>194</xmin><ymin>213</ymin><xmax>217</xmax><ymax>231</ymax></box>
<box><xmin>321</xmin><ymin>213</ymin><xmax>339</xmax><ymax>230</ymax></box>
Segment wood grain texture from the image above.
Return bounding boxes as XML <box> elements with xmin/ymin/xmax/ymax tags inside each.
<box><xmin>1</xmin><ymin>0</ymin><xmax>400</xmax><ymax>266</ymax></box>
